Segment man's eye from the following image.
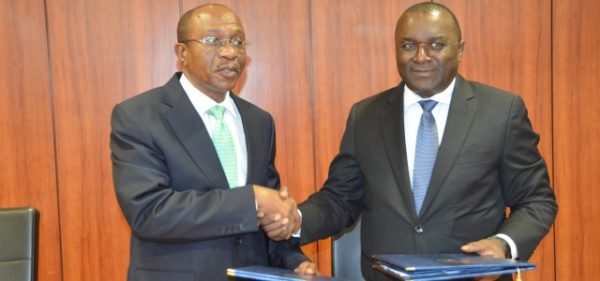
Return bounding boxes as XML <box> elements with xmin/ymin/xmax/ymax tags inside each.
<box><xmin>230</xmin><ymin>38</ymin><xmax>243</xmax><ymax>46</ymax></box>
<box><xmin>200</xmin><ymin>36</ymin><xmax>219</xmax><ymax>44</ymax></box>
<box><xmin>430</xmin><ymin>42</ymin><xmax>446</xmax><ymax>50</ymax></box>
<box><xmin>402</xmin><ymin>43</ymin><xmax>416</xmax><ymax>50</ymax></box>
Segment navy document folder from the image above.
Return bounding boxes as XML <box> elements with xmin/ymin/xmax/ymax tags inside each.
<box><xmin>227</xmin><ymin>265</ymin><xmax>350</xmax><ymax>281</ymax></box>
<box><xmin>371</xmin><ymin>253</ymin><xmax>535</xmax><ymax>281</ymax></box>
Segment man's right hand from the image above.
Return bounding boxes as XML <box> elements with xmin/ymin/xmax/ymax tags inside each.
<box><xmin>254</xmin><ymin>185</ymin><xmax>301</xmax><ymax>241</ymax></box>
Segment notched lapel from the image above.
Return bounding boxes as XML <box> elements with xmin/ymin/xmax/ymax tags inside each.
<box><xmin>380</xmin><ymin>86</ymin><xmax>419</xmax><ymax>221</ymax></box>
<box><xmin>233</xmin><ymin>96</ymin><xmax>255</xmax><ymax>185</ymax></box>
<box><xmin>420</xmin><ymin>76</ymin><xmax>478</xmax><ymax>218</ymax></box>
<box><xmin>162</xmin><ymin>79</ymin><xmax>229</xmax><ymax>189</ymax></box>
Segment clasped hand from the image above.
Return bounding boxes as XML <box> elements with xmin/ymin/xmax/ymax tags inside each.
<box><xmin>253</xmin><ymin>185</ymin><xmax>301</xmax><ymax>241</ymax></box>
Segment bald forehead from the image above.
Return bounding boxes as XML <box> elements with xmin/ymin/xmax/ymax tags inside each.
<box><xmin>397</xmin><ymin>3</ymin><xmax>461</xmax><ymax>41</ymax></box>
<box><xmin>177</xmin><ymin>4</ymin><xmax>243</xmax><ymax>41</ymax></box>
<box><xmin>399</xmin><ymin>9</ymin><xmax>452</xmax><ymax>29</ymax></box>
<box><xmin>192</xmin><ymin>4</ymin><xmax>240</xmax><ymax>24</ymax></box>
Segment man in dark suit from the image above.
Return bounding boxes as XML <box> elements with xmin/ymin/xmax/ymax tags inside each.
<box><xmin>265</xmin><ymin>2</ymin><xmax>558</xmax><ymax>280</ymax></box>
<box><xmin>110</xmin><ymin>4</ymin><xmax>315</xmax><ymax>280</ymax></box>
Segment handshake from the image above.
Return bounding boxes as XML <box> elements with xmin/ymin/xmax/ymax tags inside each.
<box><xmin>253</xmin><ymin>185</ymin><xmax>301</xmax><ymax>241</ymax></box>
<box><xmin>254</xmin><ymin>185</ymin><xmax>320</xmax><ymax>275</ymax></box>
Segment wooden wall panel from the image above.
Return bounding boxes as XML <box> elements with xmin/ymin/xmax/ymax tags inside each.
<box><xmin>437</xmin><ymin>1</ymin><xmax>554</xmax><ymax>280</ymax></box>
<box><xmin>9</xmin><ymin>0</ymin><xmax>600</xmax><ymax>280</ymax></box>
<box><xmin>182</xmin><ymin>0</ymin><xmax>319</xmax><ymax>261</ymax></box>
<box><xmin>309</xmin><ymin>0</ymin><xmax>424</xmax><ymax>275</ymax></box>
<box><xmin>439</xmin><ymin>0</ymin><xmax>553</xmax><ymax>156</ymax></box>
<box><xmin>0</xmin><ymin>1</ymin><xmax>62</xmax><ymax>280</ymax></box>
<box><xmin>46</xmin><ymin>0</ymin><xmax>179</xmax><ymax>280</ymax></box>
<box><xmin>553</xmin><ymin>0</ymin><xmax>600</xmax><ymax>279</ymax></box>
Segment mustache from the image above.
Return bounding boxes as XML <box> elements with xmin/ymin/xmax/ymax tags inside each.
<box><xmin>216</xmin><ymin>63</ymin><xmax>241</xmax><ymax>72</ymax></box>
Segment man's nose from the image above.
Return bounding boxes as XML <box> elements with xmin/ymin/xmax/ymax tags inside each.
<box><xmin>217</xmin><ymin>44</ymin><xmax>239</xmax><ymax>59</ymax></box>
<box><xmin>413</xmin><ymin>45</ymin><xmax>431</xmax><ymax>63</ymax></box>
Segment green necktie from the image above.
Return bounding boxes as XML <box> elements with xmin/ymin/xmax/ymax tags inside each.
<box><xmin>207</xmin><ymin>105</ymin><xmax>238</xmax><ymax>188</ymax></box>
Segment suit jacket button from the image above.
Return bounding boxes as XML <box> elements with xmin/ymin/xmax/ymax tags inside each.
<box><xmin>414</xmin><ymin>225</ymin><xmax>424</xmax><ymax>234</ymax></box>
<box><xmin>235</xmin><ymin>237</ymin><xmax>242</xmax><ymax>245</ymax></box>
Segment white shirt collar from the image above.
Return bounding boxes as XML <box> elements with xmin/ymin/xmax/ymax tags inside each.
<box><xmin>404</xmin><ymin>78</ymin><xmax>456</xmax><ymax>110</ymax></box>
<box><xmin>179</xmin><ymin>73</ymin><xmax>238</xmax><ymax>118</ymax></box>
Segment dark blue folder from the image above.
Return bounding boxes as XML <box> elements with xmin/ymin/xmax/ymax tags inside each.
<box><xmin>371</xmin><ymin>254</ymin><xmax>535</xmax><ymax>281</ymax></box>
<box><xmin>227</xmin><ymin>265</ymin><xmax>351</xmax><ymax>281</ymax></box>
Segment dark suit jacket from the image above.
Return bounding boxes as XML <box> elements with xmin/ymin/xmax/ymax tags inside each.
<box><xmin>110</xmin><ymin>73</ymin><xmax>307</xmax><ymax>281</ymax></box>
<box><xmin>299</xmin><ymin>75</ymin><xmax>557</xmax><ymax>281</ymax></box>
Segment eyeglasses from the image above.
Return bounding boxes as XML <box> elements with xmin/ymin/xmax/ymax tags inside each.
<box><xmin>180</xmin><ymin>36</ymin><xmax>250</xmax><ymax>50</ymax></box>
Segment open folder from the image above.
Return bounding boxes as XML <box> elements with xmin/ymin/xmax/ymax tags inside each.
<box><xmin>227</xmin><ymin>265</ymin><xmax>350</xmax><ymax>281</ymax></box>
<box><xmin>371</xmin><ymin>253</ymin><xmax>535</xmax><ymax>281</ymax></box>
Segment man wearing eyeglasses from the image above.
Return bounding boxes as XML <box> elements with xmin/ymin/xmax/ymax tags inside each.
<box><xmin>110</xmin><ymin>4</ymin><xmax>315</xmax><ymax>280</ymax></box>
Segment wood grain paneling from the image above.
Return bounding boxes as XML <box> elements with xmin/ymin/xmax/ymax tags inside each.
<box><xmin>309</xmin><ymin>0</ymin><xmax>423</xmax><ymax>275</ymax></box>
<box><xmin>437</xmin><ymin>1</ymin><xmax>555</xmax><ymax>280</ymax></box>
<box><xmin>182</xmin><ymin>0</ymin><xmax>319</xmax><ymax>261</ymax></box>
<box><xmin>7</xmin><ymin>0</ymin><xmax>600</xmax><ymax>280</ymax></box>
<box><xmin>439</xmin><ymin>0</ymin><xmax>553</xmax><ymax>155</ymax></box>
<box><xmin>0</xmin><ymin>1</ymin><xmax>62</xmax><ymax>280</ymax></box>
<box><xmin>553</xmin><ymin>0</ymin><xmax>600</xmax><ymax>279</ymax></box>
<box><xmin>46</xmin><ymin>0</ymin><xmax>179</xmax><ymax>280</ymax></box>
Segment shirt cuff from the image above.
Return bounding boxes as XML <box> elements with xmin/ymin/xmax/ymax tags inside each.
<box><xmin>495</xmin><ymin>233</ymin><xmax>518</xmax><ymax>260</ymax></box>
<box><xmin>292</xmin><ymin>209</ymin><xmax>302</xmax><ymax>237</ymax></box>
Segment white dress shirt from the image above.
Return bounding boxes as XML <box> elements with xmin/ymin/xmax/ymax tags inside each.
<box><xmin>179</xmin><ymin>74</ymin><xmax>248</xmax><ymax>187</ymax></box>
<box><xmin>404</xmin><ymin>79</ymin><xmax>454</xmax><ymax>185</ymax></box>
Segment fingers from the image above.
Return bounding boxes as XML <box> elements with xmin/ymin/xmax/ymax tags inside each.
<box><xmin>461</xmin><ymin>238</ymin><xmax>506</xmax><ymax>258</ymax></box>
<box><xmin>294</xmin><ymin>261</ymin><xmax>318</xmax><ymax>276</ymax></box>
<box><xmin>262</xmin><ymin>214</ymin><xmax>294</xmax><ymax>241</ymax></box>
<box><xmin>253</xmin><ymin>185</ymin><xmax>299</xmax><ymax>241</ymax></box>
<box><xmin>259</xmin><ymin>214</ymin><xmax>285</xmax><ymax>232</ymax></box>
<box><xmin>265</xmin><ymin>225</ymin><xmax>290</xmax><ymax>241</ymax></box>
<box><xmin>279</xmin><ymin>186</ymin><xmax>289</xmax><ymax>200</ymax></box>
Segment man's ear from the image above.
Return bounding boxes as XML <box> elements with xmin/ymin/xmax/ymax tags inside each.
<box><xmin>174</xmin><ymin>43</ymin><xmax>188</xmax><ymax>67</ymax></box>
<box><xmin>457</xmin><ymin>40</ymin><xmax>465</xmax><ymax>62</ymax></box>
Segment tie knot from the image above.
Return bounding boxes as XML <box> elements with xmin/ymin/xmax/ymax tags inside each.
<box><xmin>207</xmin><ymin>105</ymin><xmax>226</xmax><ymax>120</ymax></box>
<box><xmin>419</xmin><ymin>100</ymin><xmax>438</xmax><ymax>113</ymax></box>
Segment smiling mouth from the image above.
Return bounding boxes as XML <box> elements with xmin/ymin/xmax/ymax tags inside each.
<box><xmin>412</xmin><ymin>69</ymin><xmax>435</xmax><ymax>77</ymax></box>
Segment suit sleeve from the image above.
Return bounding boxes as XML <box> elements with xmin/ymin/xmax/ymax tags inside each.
<box><xmin>497</xmin><ymin>96</ymin><xmax>558</xmax><ymax>260</ymax></box>
<box><xmin>299</xmin><ymin>104</ymin><xmax>365</xmax><ymax>245</ymax></box>
<box><xmin>110</xmin><ymin>103</ymin><xmax>259</xmax><ymax>243</ymax></box>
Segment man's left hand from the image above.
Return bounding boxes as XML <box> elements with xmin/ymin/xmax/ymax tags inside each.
<box><xmin>461</xmin><ymin>238</ymin><xmax>509</xmax><ymax>281</ymax></box>
<box><xmin>294</xmin><ymin>261</ymin><xmax>318</xmax><ymax>276</ymax></box>
<box><xmin>460</xmin><ymin>237</ymin><xmax>508</xmax><ymax>258</ymax></box>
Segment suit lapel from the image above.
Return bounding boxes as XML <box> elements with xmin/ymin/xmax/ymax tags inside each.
<box><xmin>421</xmin><ymin>76</ymin><xmax>477</xmax><ymax>217</ymax></box>
<box><xmin>162</xmin><ymin>74</ymin><xmax>229</xmax><ymax>189</ymax></box>
<box><xmin>232</xmin><ymin>96</ymin><xmax>255</xmax><ymax>184</ymax></box>
<box><xmin>381</xmin><ymin>86</ymin><xmax>419</xmax><ymax>221</ymax></box>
